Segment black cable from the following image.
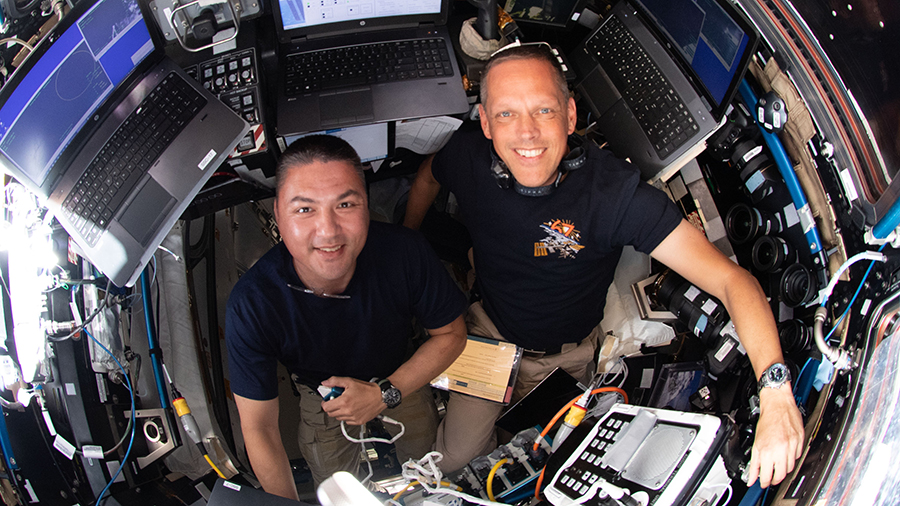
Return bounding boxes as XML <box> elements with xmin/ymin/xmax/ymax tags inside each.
<box><xmin>47</xmin><ymin>298</ymin><xmax>107</xmax><ymax>342</ymax></box>
<box><xmin>48</xmin><ymin>280</ymin><xmax>114</xmax><ymax>342</ymax></box>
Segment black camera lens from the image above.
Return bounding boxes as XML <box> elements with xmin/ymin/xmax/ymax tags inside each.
<box><xmin>780</xmin><ymin>263</ymin><xmax>816</xmax><ymax>308</ymax></box>
<box><xmin>652</xmin><ymin>270</ymin><xmax>729</xmax><ymax>346</ymax></box>
<box><xmin>751</xmin><ymin>236</ymin><xmax>796</xmax><ymax>273</ymax></box>
<box><xmin>777</xmin><ymin>319</ymin><xmax>812</xmax><ymax>354</ymax></box>
<box><xmin>725</xmin><ymin>203</ymin><xmax>781</xmax><ymax>245</ymax></box>
<box><xmin>741</xmin><ymin>162</ymin><xmax>777</xmax><ymax>204</ymax></box>
<box><xmin>731</xmin><ymin>140</ymin><xmax>764</xmax><ymax>170</ymax></box>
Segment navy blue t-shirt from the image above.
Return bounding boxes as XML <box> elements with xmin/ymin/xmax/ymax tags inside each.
<box><xmin>431</xmin><ymin>129</ymin><xmax>683</xmax><ymax>350</ymax></box>
<box><xmin>225</xmin><ymin>221</ymin><xmax>467</xmax><ymax>401</ymax></box>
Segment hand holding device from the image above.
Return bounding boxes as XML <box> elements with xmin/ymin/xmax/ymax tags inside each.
<box><xmin>317</xmin><ymin>384</ymin><xmax>345</xmax><ymax>401</ymax></box>
<box><xmin>319</xmin><ymin>377</ymin><xmax>386</xmax><ymax>425</ymax></box>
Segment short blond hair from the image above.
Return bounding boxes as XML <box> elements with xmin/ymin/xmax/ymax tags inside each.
<box><xmin>480</xmin><ymin>44</ymin><xmax>569</xmax><ymax>105</ymax></box>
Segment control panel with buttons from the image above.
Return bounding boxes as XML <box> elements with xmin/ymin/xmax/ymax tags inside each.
<box><xmin>544</xmin><ymin>404</ymin><xmax>728</xmax><ymax>506</ymax></box>
<box><xmin>185</xmin><ymin>48</ymin><xmax>267</xmax><ymax>157</ymax></box>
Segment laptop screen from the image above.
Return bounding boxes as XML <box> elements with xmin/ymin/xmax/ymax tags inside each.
<box><xmin>277</xmin><ymin>0</ymin><xmax>442</xmax><ymax>31</ymax></box>
<box><xmin>634</xmin><ymin>0</ymin><xmax>754</xmax><ymax>112</ymax></box>
<box><xmin>273</xmin><ymin>0</ymin><xmax>448</xmax><ymax>43</ymax></box>
<box><xmin>0</xmin><ymin>0</ymin><xmax>153</xmax><ymax>188</ymax></box>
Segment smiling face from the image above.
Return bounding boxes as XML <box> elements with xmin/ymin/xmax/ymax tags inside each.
<box><xmin>479</xmin><ymin>58</ymin><xmax>577</xmax><ymax>188</ymax></box>
<box><xmin>273</xmin><ymin>159</ymin><xmax>369</xmax><ymax>295</ymax></box>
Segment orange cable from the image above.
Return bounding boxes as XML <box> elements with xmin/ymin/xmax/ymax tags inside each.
<box><xmin>535</xmin><ymin>465</ymin><xmax>547</xmax><ymax>500</ymax></box>
<box><xmin>532</xmin><ymin>387</ymin><xmax>628</xmax><ymax>452</ymax></box>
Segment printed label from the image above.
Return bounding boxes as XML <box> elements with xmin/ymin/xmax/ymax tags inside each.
<box><xmin>82</xmin><ymin>445</ymin><xmax>104</xmax><ymax>460</ymax></box>
<box><xmin>53</xmin><ymin>435</ymin><xmax>77</xmax><ymax>460</ymax></box>
<box><xmin>745</xmin><ymin>171</ymin><xmax>765</xmax><ymax>193</ymax></box>
<box><xmin>714</xmin><ymin>339</ymin><xmax>735</xmax><ymax>362</ymax></box>
<box><xmin>839</xmin><ymin>168</ymin><xmax>859</xmax><ymax>202</ymax></box>
<box><xmin>743</xmin><ymin>145</ymin><xmax>763</xmax><ymax>164</ymax></box>
<box><xmin>198</xmin><ymin>149</ymin><xmax>217</xmax><ymax>171</ymax></box>
<box><xmin>701</xmin><ymin>299</ymin><xmax>718</xmax><ymax>315</ymax></box>
<box><xmin>684</xmin><ymin>285</ymin><xmax>701</xmax><ymax>302</ymax></box>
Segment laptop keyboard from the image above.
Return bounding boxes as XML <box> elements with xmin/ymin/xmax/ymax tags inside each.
<box><xmin>283</xmin><ymin>38</ymin><xmax>454</xmax><ymax>96</ymax></box>
<box><xmin>62</xmin><ymin>72</ymin><xmax>206</xmax><ymax>247</ymax></box>
<box><xmin>586</xmin><ymin>16</ymin><xmax>698</xmax><ymax>159</ymax></box>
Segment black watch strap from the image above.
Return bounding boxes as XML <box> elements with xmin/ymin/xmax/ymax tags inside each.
<box><xmin>376</xmin><ymin>378</ymin><xmax>402</xmax><ymax>409</ymax></box>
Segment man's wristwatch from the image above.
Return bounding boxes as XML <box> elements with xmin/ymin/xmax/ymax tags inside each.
<box><xmin>757</xmin><ymin>363</ymin><xmax>791</xmax><ymax>394</ymax></box>
<box><xmin>375</xmin><ymin>378</ymin><xmax>402</xmax><ymax>409</ymax></box>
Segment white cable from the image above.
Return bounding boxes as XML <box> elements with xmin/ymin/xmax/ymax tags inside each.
<box><xmin>70</xmin><ymin>289</ymin><xmax>84</xmax><ymax>328</ymax></box>
<box><xmin>398</xmin><ymin>452</ymin><xmax>507</xmax><ymax>506</ymax></box>
<box><xmin>339</xmin><ymin>416</ymin><xmax>405</xmax><ymax>485</ymax></box>
<box><xmin>715</xmin><ymin>483</ymin><xmax>733</xmax><ymax>506</ymax></box>
<box><xmin>156</xmin><ymin>244</ymin><xmax>181</xmax><ymax>262</ymax></box>
<box><xmin>600</xmin><ymin>357</ymin><xmax>629</xmax><ymax>388</ymax></box>
<box><xmin>359</xmin><ymin>425</ymin><xmax>374</xmax><ymax>485</ymax></box>
<box><xmin>617</xmin><ymin>359</ymin><xmax>629</xmax><ymax>388</ymax></box>
<box><xmin>340</xmin><ymin>416</ymin><xmax>406</xmax><ymax>444</ymax></box>
<box><xmin>820</xmin><ymin>251</ymin><xmax>886</xmax><ymax>304</ymax></box>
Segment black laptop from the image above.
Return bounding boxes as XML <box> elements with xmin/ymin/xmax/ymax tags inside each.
<box><xmin>271</xmin><ymin>0</ymin><xmax>470</xmax><ymax>136</ymax></box>
<box><xmin>569</xmin><ymin>0</ymin><xmax>759</xmax><ymax>181</ymax></box>
<box><xmin>207</xmin><ymin>479</ymin><xmax>311</xmax><ymax>505</ymax></box>
<box><xmin>0</xmin><ymin>0</ymin><xmax>248</xmax><ymax>286</ymax></box>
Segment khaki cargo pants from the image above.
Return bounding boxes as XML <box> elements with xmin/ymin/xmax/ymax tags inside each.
<box><xmin>293</xmin><ymin>380</ymin><xmax>440</xmax><ymax>486</ymax></box>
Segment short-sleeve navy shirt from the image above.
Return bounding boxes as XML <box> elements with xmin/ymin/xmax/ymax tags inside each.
<box><xmin>431</xmin><ymin>128</ymin><xmax>683</xmax><ymax>350</ymax></box>
<box><xmin>225</xmin><ymin>221</ymin><xmax>467</xmax><ymax>400</ymax></box>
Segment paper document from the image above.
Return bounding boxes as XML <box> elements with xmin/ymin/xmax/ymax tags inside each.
<box><xmin>431</xmin><ymin>335</ymin><xmax>522</xmax><ymax>404</ymax></box>
<box><xmin>396</xmin><ymin>116</ymin><xmax>463</xmax><ymax>154</ymax></box>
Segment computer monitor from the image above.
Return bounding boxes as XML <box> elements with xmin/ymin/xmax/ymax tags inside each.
<box><xmin>282</xmin><ymin>122</ymin><xmax>394</xmax><ymax>163</ymax></box>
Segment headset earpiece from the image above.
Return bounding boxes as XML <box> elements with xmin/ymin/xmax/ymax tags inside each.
<box><xmin>488</xmin><ymin>137</ymin><xmax>588</xmax><ymax>196</ymax></box>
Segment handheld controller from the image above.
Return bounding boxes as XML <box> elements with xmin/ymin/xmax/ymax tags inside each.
<box><xmin>317</xmin><ymin>385</ymin><xmax>345</xmax><ymax>401</ymax></box>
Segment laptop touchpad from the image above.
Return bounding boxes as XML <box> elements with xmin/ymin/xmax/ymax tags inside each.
<box><xmin>579</xmin><ymin>67</ymin><xmax>620</xmax><ymax>116</ymax></box>
<box><xmin>119</xmin><ymin>177</ymin><xmax>176</xmax><ymax>246</ymax></box>
<box><xmin>320</xmin><ymin>90</ymin><xmax>374</xmax><ymax>124</ymax></box>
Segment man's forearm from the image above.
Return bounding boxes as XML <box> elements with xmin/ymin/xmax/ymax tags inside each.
<box><xmin>320</xmin><ymin>316</ymin><xmax>466</xmax><ymax>424</ymax></box>
<box><xmin>650</xmin><ymin>221</ymin><xmax>803</xmax><ymax>486</ymax></box>
<box><xmin>718</xmin><ymin>269</ymin><xmax>784</xmax><ymax>376</ymax></box>
<box><xmin>389</xmin><ymin>315</ymin><xmax>467</xmax><ymax>395</ymax></box>
<box><xmin>243</xmin><ymin>427</ymin><xmax>299</xmax><ymax>500</ymax></box>
<box><xmin>403</xmin><ymin>155</ymin><xmax>440</xmax><ymax>230</ymax></box>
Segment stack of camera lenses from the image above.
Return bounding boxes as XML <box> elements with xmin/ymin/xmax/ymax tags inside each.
<box><xmin>652</xmin><ymin>269</ymin><xmax>729</xmax><ymax>346</ymax></box>
<box><xmin>724</xmin><ymin>203</ymin><xmax>816</xmax><ymax>307</ymax></box>
<box><xmin>779</xmin><ymin>263</ymin><xmax>816</xmax><ymax>308</ymax></box>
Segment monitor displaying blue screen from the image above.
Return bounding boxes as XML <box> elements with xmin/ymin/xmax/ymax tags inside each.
<box><xmin>0</xmin><ymin>0</ymin><xmax>152</xmax><ymax>187</ymax></box>
<box><xmin>636</xmin><ymin>0</ymin><xmax>751</xmax><ymax>106</ymax></box>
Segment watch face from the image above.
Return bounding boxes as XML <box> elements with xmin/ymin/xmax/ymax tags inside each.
<box><xmin>383</xmin><ymin>387</ymin><xmax>401</xmax><ymax>408</ymax></box>
<box><xmin>770</xmin><ymin>365</ymin><xmax>787</xmax><ymax>382</ymax></box>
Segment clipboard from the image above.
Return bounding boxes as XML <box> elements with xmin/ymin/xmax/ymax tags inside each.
<box><xmin>431</xmin><ymin>335</ymin><xmax>523</xmax><ymax>404</ymax></box>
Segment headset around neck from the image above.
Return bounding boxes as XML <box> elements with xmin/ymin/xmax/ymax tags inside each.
<box><xmin>489</xmin><ymin>134</ymin><xmax>587</xmax><ymax>197</ymax></box>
